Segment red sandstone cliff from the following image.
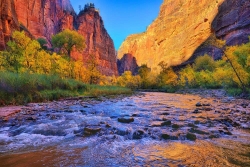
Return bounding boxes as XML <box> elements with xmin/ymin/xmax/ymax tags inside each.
<box><xmin>0</xmin><ymin>0</ymin><xmax>118</xmax><ymax>76</ymax></box>
<box><xmin>0</xmin><ymin>0</ymin><xmax>19</xmax><ymax>50</ymax></box>
<box><xmin>117</xmin><ymin>53</ymin><xmax>138</xmax><ymax>75</ymax></box>
<box><xmin>74</xmin><ymin>8</ymin><xmax>118</xmax><ymax>76</ymax></box>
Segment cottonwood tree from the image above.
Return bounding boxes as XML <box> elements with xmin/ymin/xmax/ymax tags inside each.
<box><xmin>52</xmin><ymin>29</ymin><xmax>85</xmax><ymax>58</ymax></box>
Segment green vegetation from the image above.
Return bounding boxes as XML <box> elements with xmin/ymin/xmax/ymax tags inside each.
<box><xmin>0</xmin><ymin>72</ymin><xmax>86</xmax><ymax>105</ymax></box>
<box><xmin>52</xmin><ymin>29</ymin><xmax>85</xmax><ymax>58</ymax></box>
<box><xmin>0</xmin><ymin>30</ymin><xmax>131</xmax><ymax>106</ymax></box>
<box><xmin>116</xmin><ymin>38</ymin><xmax>250</xmax><ymax>98</ymax></box>
<box><xmin>84</xmin><ymin>85</ymin><xmax>132</xmax><ymax>97</ymax></box>
<box><xmin>1</xmin><ymin>29</ymin><xmax>250</xmax><ymax>105</ymax></box>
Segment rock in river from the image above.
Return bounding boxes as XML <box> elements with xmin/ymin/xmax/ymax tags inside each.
<box><xmin>132</xmin><ymin>130</ymin><xmax>145</xmax><ymax>139</ymax></box>
<box><xmin>118</xmin><ymin>117</ymin><xmax>134</xmax><ymax>123</ymax></box>
<box><xmin>84</xmin><ymin>126</ymin><xmax>101</xmax><ymax>135</ymax></box>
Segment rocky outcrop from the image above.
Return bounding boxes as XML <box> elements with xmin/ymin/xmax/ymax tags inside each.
<box><xmin>74</xmin><ymin>8</ymin><xmax>118</xmax><ymax>76</ymax></box>
<box><xmin>0</xmin><ymin>0</ymin><xmax>118</xmax><ymax>76</ymax></box>
<box><xmin>118</xmin><ymin>0</ymin><xmax>225</xmax><ymax>71</ymax></box>
<box><xmin>0</xmin><ymin>0</ymin><xmax>19</xmax><ymax>50</ymax></box>
<box><xmin>183</xmin><ymin>0</ymin><xmax>250</xmax><ymax>65</ymax></box>
<box><xmin>118</xmin><ymin>0</ymin><xmax>250</xmax><ymax>71</ymax></box>
<box><xmin>117</xmin><ymin>54</ymin><xmax>138</xmax><ymax>75</ymax></box>
<box><xmin>13</xmin><ymin>0</ymin><xmax>75</xmax><ymax>44</ymax></box>
<box><xmin>212</xmin><ymin>0</ymin><xmax>250</xmax><ymax>46</ymax></box>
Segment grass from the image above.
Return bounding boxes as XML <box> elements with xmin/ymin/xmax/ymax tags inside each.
<box><xmin>0</xmin><ymin>72</ymin><xmax>132</xmax><ymax>106</ymax></box>
<box><xmin>84</xmin><ymin>84</ymin><xmax>132</xmax><ymax>97</ymax></box>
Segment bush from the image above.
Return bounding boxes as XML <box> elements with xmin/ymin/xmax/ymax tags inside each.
<box><xmin>0</xmin><ymin>72</ymin><xmax>86</xmax><ymax>105</ymax></box>
<box><xmin>193</xmin><ymin>54</ymin><xmax>216</xmax><ymax>72</ymax></box>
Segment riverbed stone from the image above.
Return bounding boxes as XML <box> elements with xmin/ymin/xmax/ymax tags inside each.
<box><xmin>161</xmin><ymin>120</ymin><xmax>172</xmax><ymax>126</ymax></box>
<box><xmin>196</xmin><ymin>102</ymin><xmax>202</xmax><ymax>107</ymax></box>
<box><xmin>161</xmin><ymin>133</ymin><xmax>178</xmax><ymax>140</ymax></box>
<box><xmin>26</xmin><ymin>116</ymin><xmax>37</xmax><ymax>121</ymax></box>
<box><xmin>132</xmin><ymin>130</ymin><xmax>144</xmax><ymax>139</ymax></box>
<box><xmin>186</xmin><ymin>133</ymin><xmax>197</xmax><ymax>141</ymax></box>
<box><xmin>189</xmin><ymin>128</ymin><xmax>209</xmax><ymax>135</ymax></box>
<box><xmin>172</xmin><ymin>124</ymin><xmax>180</xmax><ymax>129</ymax></box>
<box><xmin>118</xmin><ymin>117</ymin><xmax>134</xmax><ymax>123</ymax></box>
<box><xmin>193</xmin><ymin>109</ymin><xmax>202</xmax><ymax>114</ymax></box>
<box><xmin>84</xmin><ymin>126</ymin><xmax>101</xmax><ymax>135</ymax></box>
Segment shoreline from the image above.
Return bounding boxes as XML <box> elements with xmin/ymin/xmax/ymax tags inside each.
<box><xmin>0</xmin><ymin>89</ymin><xmax>248</xmax><ymax>120</ymax></box>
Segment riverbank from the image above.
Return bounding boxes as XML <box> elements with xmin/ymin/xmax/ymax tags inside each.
<box><xmin>0</xmin><ymin>72</ymin><xmax>132</xmax><ymax>106</ymax></box>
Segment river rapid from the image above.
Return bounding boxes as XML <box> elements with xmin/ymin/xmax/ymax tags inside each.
<box><xmin>0</xmin><ymin>92</ymin><xmax>250</xmax><ymax>166</ymax></box>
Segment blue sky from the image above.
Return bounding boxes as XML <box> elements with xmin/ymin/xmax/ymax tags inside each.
<box><xmin>70</xmin><ymin>0</ymin><xmax>163</xmax><ymax>50</ymax></box>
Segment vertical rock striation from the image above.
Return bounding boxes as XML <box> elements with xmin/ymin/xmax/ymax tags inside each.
<box><xmin>14</xmin><ymin>0</ymin><xmax>75</xmax><ymax>44</ymax></box>
<box><xmin>186</xmin><ymin>0</ymin><xmax>250</xmax><ymax>64</ymax></box>
<box><xmin>212</xmin><ymin>0</ymin><xmax>250</xmax><ymax>46</ymax></box>
<box><xmin>74</xmin><ymin>8</ymin><xmax>118</xmax><ymax>76</ymax></box>
<box><xmin>0</xmin><ymin>0</ymin><xmax>19</xmax><ymax>50</ymax></box>
<box><xmin>118</xmin><ymin>0</ymin><xmax>225</xmax><ymax>71</ymax></box>
<box><xmin>118</xmin><ymin>0</ymin><xmax>250</xmax><ymax>71</ymax></box>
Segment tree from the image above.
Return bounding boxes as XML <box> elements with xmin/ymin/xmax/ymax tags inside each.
<box><xmin>2</xmin><ymin>31</ymin><xmax>40</xmax><ymax>73</ymax></box>
<box><xmin>117</xmin><ymin>71</ymin><xmax>141</xmax><ymax>89</ymax></box>
<box><xmin>157</xmin><ymin>61</ymin><xmax>178</xmax><ymax>87</ymax></box>
<box><xmin>86</xmin><ymin>54</ymin><xmax>101</xmax><ymax>84</ymax></box>
<box><xmin>209</xmin><ymin>36</ymin><xmax>247</xmax><ymax>94</ymax></box>
<box><xmin>138</xmin><ymin>64</ymin><xmax>151</xmax><ymax>88</ymax></box>
<box><xmin>193</xmin><ymin>54</ymin><xmax>216</xmax><ymax>72</ymax></box>
<box><xmin>52</xmin><ymin>29</ymin><xmax>85</xmax><ymax>58</ymax></box>
<box><xmin>37</xmin><ymin>38</ymin><xmax>48</xmax><ymax>50</ymax></box>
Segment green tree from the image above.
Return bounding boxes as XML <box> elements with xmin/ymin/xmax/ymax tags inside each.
<box><xmin>193</xmin><ymin>54</ymin><xmax>216</xmax><ymax>72</ymax></box>
<box><xmin>138</xmin><ymin>64</ymin><xmax>151</xmax><ymax>88</ymax></box>
<box><xmin>37</xmin><ymin>38</ymin><xmax>48</xmax><ymax>50</ymax></box>
<box><xmin>157</xmin><ymin>61</ymin><xmax>178</xmax><ymax>87</ymax></box>
<box><xmin>52</xmin><ymin>29</ymin><xmax>85</xmax><ymax>58</ymax></box>
<box><xmin>2</xmin><ymin>31</ymin><xmax>34</xmax><ymax>73</ymax></box>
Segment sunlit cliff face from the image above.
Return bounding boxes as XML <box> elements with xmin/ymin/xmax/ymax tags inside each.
<box><xmin>118</xmin><ymin>0</ymin><xmax>224</xmax><ymax>71</ymax></box>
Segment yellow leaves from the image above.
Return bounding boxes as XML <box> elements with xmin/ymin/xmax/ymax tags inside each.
<box><xmin>213</xmin><ymin>67</ymin><xmax>233</xmax><ymax>86</ymax></box>
<box><xmin>117</xmin><ymin>71</ymin><xmax>141</xmax><ymax>89</ymax></box>
<box><xmin>179</xmin><ymin>65</ymin><xmax>196</xmax><ymax>87</ymax></box>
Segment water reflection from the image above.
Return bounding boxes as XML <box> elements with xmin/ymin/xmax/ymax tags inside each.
<box><xmin>0</xmin><ymin>92</ymin><xmax>249</xmax><ymax>166</ymax></box>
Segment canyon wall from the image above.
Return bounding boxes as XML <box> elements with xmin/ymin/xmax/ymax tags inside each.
<box><xmin>0</xmin><ymin>0</ymin><xmax>19</xmax><ymax>50</ymax></box>
<box><xmin>0</xmin><ymin>0</ymin><xmax>118</xmax><ymax>76</ymax></box>
<box><xmin>74</xmin><ymin>8</ymin><xmax>118</xmax><ymax>76</ymax></box>
<box><xmin>117</xmin><ymin>53</ymin><xmax>138</xmax><ymax>75</ymax></box>
<box><xmin>118</xmin><ymin>0</ymin><xmax>250</xmax><ymax>71</ymax></box>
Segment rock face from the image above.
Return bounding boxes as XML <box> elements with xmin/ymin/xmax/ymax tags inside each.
<box><xmin>118</xmin><ymin>0</ymin><xmax>250</xmax><ymax>71</ymax></box>
<box><xmin>0</xmin><ymin>0</ymin><xmax>19</xmax><ymax>50</ymax></box>
<box><xmin>118</xmin><ymin>0</ymin><xmax>225</xmax><ymax>71</ymax></box>
<box><xmin>117</xmin><ymin>53</ymin><xmax>138</xmax><ymax>75</ymax></box>
<box><xmin>0</xmin><ymin>0</ymin><xmax>118</xmax><ymax>76</ymax></box>
<box><xmin>74</xmin><ymin>8</ymin><xmax>118</xmax><ymax>76</ymax></box>
<box><xmin>212</xmin><ymin>0</ymin><xmax>250</xmax><ymax>46</ymax></box>
<box><xmin>189</xmin><ymin>0</ymin><xmax>250</xmax><ymax>63</ymax></box>
<box><xmin>14</xmin><ymin>0</ymin><xmax>75</xmax><ymax>42</ymax></box>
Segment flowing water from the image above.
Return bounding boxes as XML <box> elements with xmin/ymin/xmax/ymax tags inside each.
<box><xmin>0</xmin><ymin>92</ymin><xmax>250</xmax><ymax>166</ymax></box>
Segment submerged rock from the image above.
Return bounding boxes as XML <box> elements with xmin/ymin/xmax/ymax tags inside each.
<box><xmin>161</xmin><ymin>133</ymin><xmax>178</xmax><ymax>140</ymax></box>
<box><xmin>193</xmin><ymin>109</ymin><xmax>202</xmax><ymax>114</ymax></box>
<box><xmin>196</xmin><ymin>102</ymin><xmax>202</xmax><ymax>107</ymax></box>
<box><xmin>118</xmin><ymin>117</ymin><xmax>134</xmax><ymax>123</ymax></box>
<box><xmin>186</xmin><ymin>133</ymin><xmax>197</xmax><ymax>141</ymax></box>
<box><xmin>132</xmin><ymin>130</ymin><xmax>145</xmax><ymax>139</ymax></box>
<box><xmin>161</xmin><ymin>120</ymin><xmax>172</xmax><ymax>126</ymax></box>
<box><xmin>84</xmin><ymin>126</ymin><xmax>101</xmax><ymax>135</ymax></box>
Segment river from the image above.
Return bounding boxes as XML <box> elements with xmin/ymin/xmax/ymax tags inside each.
<box><xmin>0</xmin><ymin>92</ymin><xmax>249</xmax><ymax>166</ymax></box>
